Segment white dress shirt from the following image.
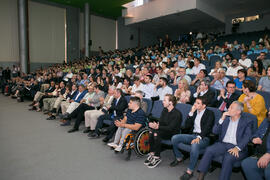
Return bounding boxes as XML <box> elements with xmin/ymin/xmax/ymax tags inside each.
<box><xmin>193</xmin><ymin>89</ymin><xmax>208</xmax><ymax>98</ymax></box>
<box><xmin>192</xmin><ymin>64</ymin><xmax>206</xmax><ymax>75</ymax></box>
<box><xmin>189</xmin><ymin>109</ymin><xmax>206</xmax><ymax>135</ymax></box>
<box><xmin>156</xmin><ymin>86</ymin><xmax>173</xmax><ymax>100</ymax></box>
<box><xmin>220</xmin><ymin>117</ymin><xmax>240</xmax><ymax>147</ymax></box>
<box><xmin>142</xmin><ymin>83</ymin><xmax>156</xmax><ymax>99</ymax></box>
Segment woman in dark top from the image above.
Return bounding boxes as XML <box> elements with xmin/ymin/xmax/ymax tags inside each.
<box><xmin>144</xmin><ymin>94</ymin><xmax>182</xmax><ymax>168</ymax></box>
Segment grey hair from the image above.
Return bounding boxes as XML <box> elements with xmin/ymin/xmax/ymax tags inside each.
<box><xmin>232</xmin><ymin>101</ymin><xmax>244</xmax><ymax>112</ymax></box>
<box><xmin>135</xmin><ymin>90</ymin><xmax>144</xmax><ymax>96</ymax></box>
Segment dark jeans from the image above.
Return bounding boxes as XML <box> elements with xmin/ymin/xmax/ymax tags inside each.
<box><xmin>171</xmin><ymin>134</ymin><xmax>210</xmax><ymax>172</ymax></box>
<box><xmin>241</xmin><ymin>156</ymin><xmax>270</xmax><ymax>180</ymax></box>
<box><xmin>149</xmin><ymin>129</ymin><xmax>174</xmax><ymax>157</ymax></box>
<box><xmin>95</xmin><ymin>114</ymin><xmax>122</xmax><ymax>140</ymax></box>
<box><xmin>70</xmin><ymin>103</ymin><xmax>95</xmax><ymax>129</ymax></box>
<box><xmin>197</xmin><ymin>142</ymin><xmax>247</xmax><ymax>180</ymax></box>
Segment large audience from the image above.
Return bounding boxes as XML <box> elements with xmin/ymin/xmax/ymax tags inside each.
<box><xmin>1</xmin><ymin>31</ymin><xmax>270</xmax><ymax>180</ymax></box>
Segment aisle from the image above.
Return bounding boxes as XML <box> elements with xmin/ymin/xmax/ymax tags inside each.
<box><xmin>0</xmin><ymin>95</ymin><xmax>242</xmax><ymax>180</ymax></box>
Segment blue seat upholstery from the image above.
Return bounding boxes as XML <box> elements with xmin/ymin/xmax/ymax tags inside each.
<box><xmin>125</xmin><ymin>96</ymin><xmax>131</xmax><ymax>103</ymax></box>
<box><xmin>225</xmin><ymin>75</ymin><xmax>234</xmax><ymax>81</ymax></box>
<box><xmin>189</xmin><ymin>74</ymin><xmax>196</xmax><ymax>81</ymax></box>
<box><xmin>256</xmin><ymin>90</ymin><xmax>270</xmax><ymax>110</ymax></box>
<box><xmin>143</xmin><ymin>98</ymin><xmax>152</xmax><ymax>116</ymax></box>
<box><xmin>247</xmin><ymin>76</ymin><xmax>256</xmax><ymax>85</ymax></box>
<box><xmin>169</xmin><ymin>85</ymin><xmax>178</xmax><ymax>94</ymax></box>
<box><xmin>150</xmin><ymin>100</ymin><xmax>163</xmax><ymax>119</ymax></box>
<box><xmin>231</xmin><ymin>50</ymin><xmax>241</xmax><ymax>60</ymax></box>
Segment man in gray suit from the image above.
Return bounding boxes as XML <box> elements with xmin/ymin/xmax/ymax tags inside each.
<box><xmin>66</xmin><ymin>84</ymin><xmax>105</xmax><ymax>133</ymax></box>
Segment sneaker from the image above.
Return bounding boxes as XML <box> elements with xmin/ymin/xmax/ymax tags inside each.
<box><xmin>107</xmin><ymin>142</ymin><xmax>118</xmax><ymax>148</ymax></box>
<box><xmin>114</xmin><ymin>145</ymin><xmax>122</xmax><ymax>152</ymax></box>
<box><xmin>147</xmin><ymin>157</ymin><xmax>162</xmax><ymax>168</ymax></box>
<box><xmin>144</xmin><ymin>154</ymin><xmax>154</xmax><ymax>165</ymax></box>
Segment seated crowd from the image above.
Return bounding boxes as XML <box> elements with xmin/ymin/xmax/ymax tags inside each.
<box><xmin>1</xmin><ymin>33</ymin><xmax>270</xmax><ymax>180</ymax></box>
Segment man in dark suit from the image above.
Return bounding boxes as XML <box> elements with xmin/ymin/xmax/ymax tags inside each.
<box><xmin>216</xmin><ymin>81</ymin><xmax>240</xmax><ymax>112</ymax></box>
<box><xmin>241</xmin><ymin>113</ymin><xmax>270</xmax><ymax>180</ymax></box>
<box><xmin>197</xmin><ymin>101</ymin><xmax>253</xmax><ymax>180</ymax></box>
<box><xmin>192</xmin><ymin>79</ymin><xmax>215</xmax><ymax>106</ymax></box>
<box><xmin>89</xmin><ymin>88</ymin><xmax>128</xmax><ymax>142</ymax></box>
<box><xmin>170</xmin><ymin>96</ymin><xmax>215</xmax><ymax>180</ymax></box>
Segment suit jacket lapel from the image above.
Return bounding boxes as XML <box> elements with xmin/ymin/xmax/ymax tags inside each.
<box><xmin>221</xmin><ymin>118</ymin><xmax>230</xmax><ymax>140</ymax></box>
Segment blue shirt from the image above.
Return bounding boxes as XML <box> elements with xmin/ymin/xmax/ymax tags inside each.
<box><xmin>126</xmin><ymin>108</ymin><xmax>146</xmax><ymax>126</ymax></box>
<box><xmin>234</xmin><ymin>77</ymin><xmax>251</xmax><ymax>89</ymax></box>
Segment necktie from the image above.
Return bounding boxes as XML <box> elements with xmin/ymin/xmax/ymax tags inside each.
<box><xmin>219</xmin><ymin>93</ymin><xmax>231</xmax><ymax>111</ymax></box>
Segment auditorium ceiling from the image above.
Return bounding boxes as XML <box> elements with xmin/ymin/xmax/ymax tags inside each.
<box><xmin>47</xmin><ymin>0</ymin><xmax>133</xmax><ymax>18</ymax></box>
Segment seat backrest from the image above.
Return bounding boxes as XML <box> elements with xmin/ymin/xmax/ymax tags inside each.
<box><xmin>125</xmin><ymin>96</ymin><xmax>131</xmax><ymax>103</ymax></box>
<box><xmin>150</xmin><ymin>100</ymin><xmax>163</xmax><ymax>118</ymax></box>
<box><xmin>189</xmin><ymin>74</ymin><xmax>196</xmax><ymax>81</ymax></box>
<box><xmin>246</xmin><ymin>76</ymin><xmax>257</xmax><ymax>85</ymax></box>
<box><xmin>169</xmin><ymin>85</ymin><xmax>178</xmax><ymax>94</ymax></box>
<box><xmin>242</xmin><ymin>112</ymin><xmax>258</xmax><ymax>133</ymax></box>
<box><xmin>225</xmin><ymin>75</ymin><xmax>234</xmax><ymax>81</ymax></box>
<box><xmin>256</xmin><ymin>90</ymin><xmax>270</xmax><ymax>110</ymax></box>
<box><xmin>142</xmin><ymin>98</ymin><xmax>152</xmax><ymax>116</ymax></box>
<box><xmin>175</xmin><ymin>103</ymin><xmax>192</xmax><ymax>126</ymax></box>
<box><xmin>207</xmin><ymin>107</ymin><xmax>222</xmax><ymax>124</ymax></box>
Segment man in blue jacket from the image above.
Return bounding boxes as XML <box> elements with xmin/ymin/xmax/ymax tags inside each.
<box><xmin>241</xmin><ymin>113</ymin><xmax>270</xmax><ymax>180</ymax></box>
<box><xmin>197</xmin><ymin>101</ymin><xmax>253</xmax><ymax>180</ymax></box>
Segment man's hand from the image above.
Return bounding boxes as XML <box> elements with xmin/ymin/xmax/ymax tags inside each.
<box><xmin>221</xmin><ymin>111</ymin><xmax>230</xmax><ymax>121</ymax></box>
<box><xmin>220</xmin><ymin>88</ymin><xmax>225</xmax><ymax>98</ymax></box>
<box><xmin>191</xmin><ymin>105</ymin><xmax>197</xmax><ymax>113</ymax></box>
<box><xmin>228</xmin><ymin>147</ymin><xmax>239</xmax><ymax>158</ymax></box>
<box><xmin>257</xmin><ymin>153</ymin><xmax>270</xmax><ymax>168</ymax></box>
<box><xmin>191</xmin><ymin>137</ymin><xmax>200</xmax><ymax>144</ymax></box>
<box><xmin>252</xmin><ymin>137</ymin><xmax>263</xmax><ymax>145</ymax></box>
<box><xmin>114</xmin><ymin>120</ymin><xmax>124</xmax><ymax>127</ymax></box>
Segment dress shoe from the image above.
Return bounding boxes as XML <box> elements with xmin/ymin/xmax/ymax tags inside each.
<box><xmin>170</xmin><ymin>159</ymin><xmax>183</xmax><ymax>167</ymax></box>
<box><xmin>60</xmin><ymin>120</ymin><xmax>71</xmax><ymax>126</ymax></box>
<box><xmin>68</xmin><ymin>128</ymin><xmax>78</xmax><ymax>133</ymax></box>
<box><xmin>180</xmin><ymin>171</ymin><xmax>193</xmax><ymax>180</ymax></box>
<box><xmin>29</xmin><ymin>102</ymin><xmax>35</xmax><ymax>106</ymax></box>
<box><xmin>43</xmin><ymin>111</ymin><xmax>49</xmax><ymax>114</ymax></box>
<box><xmin>46</xmin><ymin>116</ymin><xmax>56</xmax><ymax>120</ymax></box>
<box><xmin>89</xmin><ymin>133</ymin><xmax>100</xmax><ymax>138</ymax></box>
<box><xmin>29</xmin><ymin>106</ymin><xmax>36</xmax><ymax>111</ymax></box>
<box><xmin>83</xmin><ymin>128</ymin><xmax>91</xmax><ymax>133</ymax></box>
<box><xmin>102</xmin><ymin>137</ymin><xmax>110</xmax><ymax>143</ymax></box>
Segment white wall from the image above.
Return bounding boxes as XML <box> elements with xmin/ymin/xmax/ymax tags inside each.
<box><xmin>124</xmin><ymin>0</ymin><xmax>196</xmax><ymax>25</ymax></box>
<box><xmin>79</xmin><ymin>13</ymin><xmax>116</xmax><ymax>52</ymax></box>
<box><xmin>0</xmin><ymin>0</ymin><xmax>19</xmax><ymax>63</ymax></box>
<box><xmin>29</xmin><ymin>1</ymin><xmax>65</xmax><ymax>63</ymax></box>
<box><xmin>225</xmin><ymin>13</ymin><xmax>270</xmax><ymax>34</ymax></box>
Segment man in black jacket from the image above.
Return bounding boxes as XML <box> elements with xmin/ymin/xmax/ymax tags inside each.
<box><xmin>216</xmin><ymin>80</ymin><xmax>240</xmax><ymax>112</ymax></box>
<box><xmin>192</xmin><ymin>79</ymin><xmax>215</xmax><ymax>106</ymax></box>
<box><xmin>144</xmin><ymin>94</ymin><xmax>182</xmax><ymax>168</ymax></box>
<box><xmin>170</xmin><ymin>96</ymin><xmax>215</xmax><ymax>180</ymax></box>
<box><xmin>89</xmin><ymin>88</ymin><xmax>128</xmax><ymax>142</ymax></box>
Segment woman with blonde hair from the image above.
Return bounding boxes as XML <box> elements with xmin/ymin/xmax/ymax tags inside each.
<box><xmin>174</xmin><ymin>79</ymin><xmax>191</xmax><ymax>104</ymax></box>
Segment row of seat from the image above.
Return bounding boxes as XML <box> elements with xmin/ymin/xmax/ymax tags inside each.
<box><xmin>149</xmin><ymin>100</ymin><xmax>258</xmax><ymax>170</ymax></box>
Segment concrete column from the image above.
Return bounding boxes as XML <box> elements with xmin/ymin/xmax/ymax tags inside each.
<box><xmin>18</xmin><ymin>0</ymin><xmax>29</xmax><ymax>73</ymax></box>
<box><xmin>84</xmin><ymin>3</ymin><xmax>90</xmax><ymax>57</ymax></box>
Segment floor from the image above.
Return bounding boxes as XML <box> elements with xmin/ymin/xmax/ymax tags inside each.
<box><xmin>0</xmin><ymin>94</ymin><xmax>244</xmax><ymax>180</ymax></box>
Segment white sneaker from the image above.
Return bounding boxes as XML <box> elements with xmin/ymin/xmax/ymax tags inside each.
<box><xmin>114</xmin><ymin>145</ymin><xmax>123</xmax><ymax>152</ymax></box>
<box><xmin>107</xmin><ymin>142</ymin><xmax>118</xmax><ymax>148</ymax></box>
